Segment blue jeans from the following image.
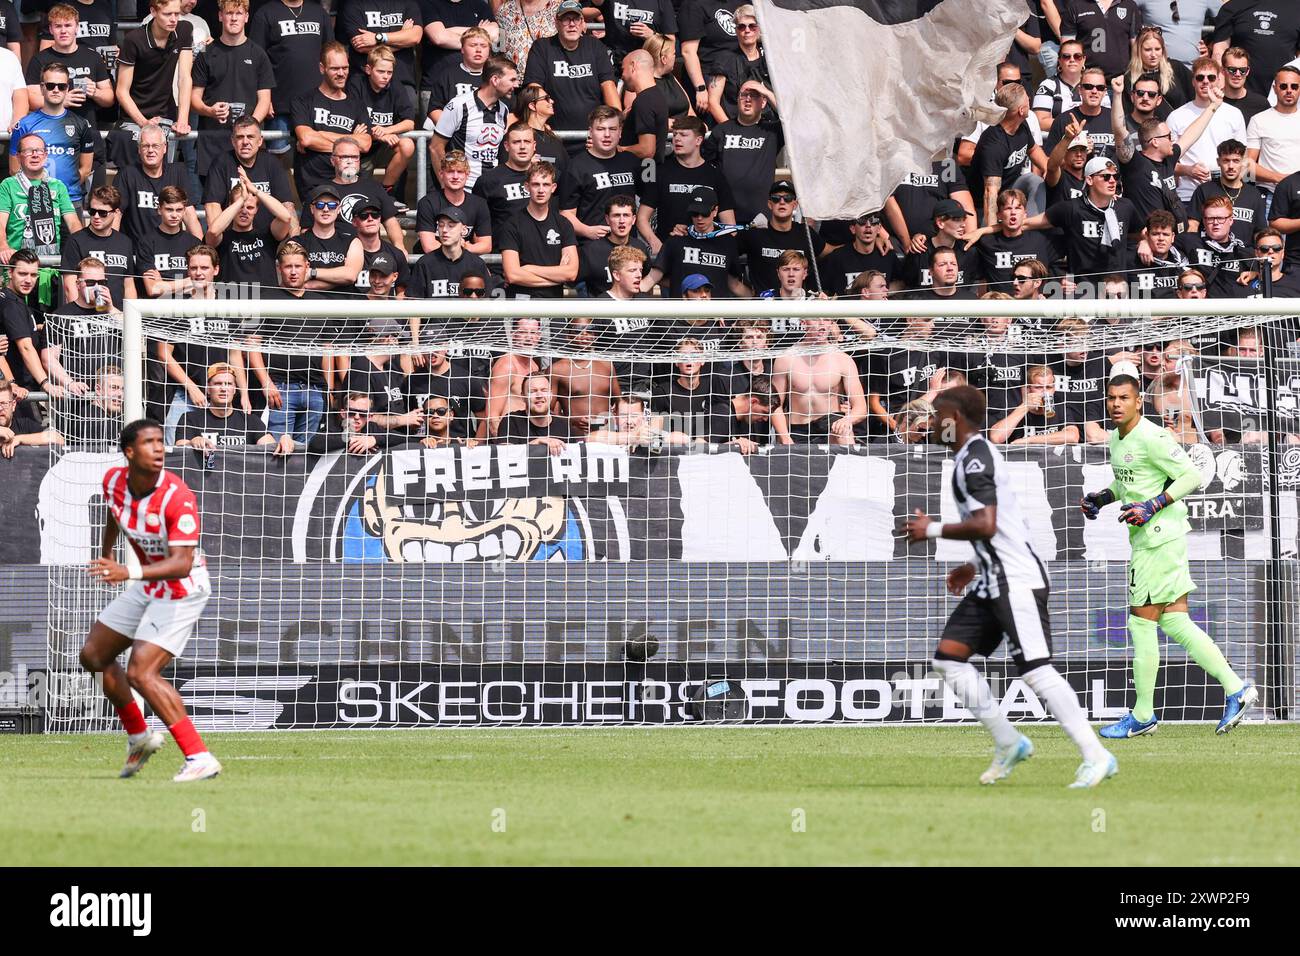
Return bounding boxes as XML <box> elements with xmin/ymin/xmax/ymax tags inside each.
<box><xmin>164</xmin><ymin>389</ymin><xmax>198</xmax><ymax>446</ymax></box>
<box><xmin>267</xmin><ymin>381</ymin><xmax>325</xmax><ymax>445</ymax></box>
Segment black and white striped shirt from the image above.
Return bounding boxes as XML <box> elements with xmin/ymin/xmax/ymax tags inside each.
<box><xmin>432</xmin><ymin>91</ymin><xmax>510</xmax><ymax>187</ymax></box>
<box><xmin>951</xmin><ymin>434</ymin><xmax>1047</xmax><ymax>599</ymax></box>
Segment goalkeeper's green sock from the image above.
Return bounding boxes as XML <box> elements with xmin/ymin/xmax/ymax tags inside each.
<box><xmin>1129</xmin><ymin>616</ymin><xmax>1159</xmax><ymax>724</ymax></box>
<box><xmin>1159</xmin><ymin>612</ymin><xmax>1244</xmax><ymax>696</ymax></box>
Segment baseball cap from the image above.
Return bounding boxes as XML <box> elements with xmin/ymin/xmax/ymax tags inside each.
<box><xmin>434</xmin><ymin>205</ymin><xmax>468</xmax><ymax>225</ymax></box>
<box><xmin>1084</xmin><ymin>156</ymin><xmax>1118</xmax><ymax>178</ymax></box>
<box><xmin>556</xmin><ymin>0</ymin><xmax>584</xmax><ymax>16</ymax></box>
<box><xmin>1068</xmin><ymin>130</ymin><xmax>1091</xmax><ymax>150</ymax></box>
<box><xmin>769</xmin><ymin>179</ymin><xmax>796</xmax><ymax>198</ymax></box>
<box><xmin>310</xmin><ymin>183</ymin><xmax>341</xmax><ymax>203</ymax></box>
<box><xmin>354</xmin><ymin>197</ymin><xmax>384</xmax><ymax>214</ymax></box>
<box><xmin>933</xmin><ymin>198</ymin><xmax>966</xmax><ymax>220</ymax></box>
<box><xmin>687</xmin><ymin>187</ymin><xmax>718</xmax><ymax>212</ymax></box>
<box><xmin>367</xmin><ymin>252</ymin><xmax>398</xmax><ymax>275</ymax></box>
<box><xmin>681</xmin><ymin>274</ymin><xmax>713</xmax><ymax>292</ymax></box>
<box><xmin>1109</xmin><ymin>360</ymin><xmax>1141</xmax><ymax>383</ymax></box>
<box><xmin>206</xmin><ymin>362</ymin><xmax>237</xmax><ymax>382</ymax></box>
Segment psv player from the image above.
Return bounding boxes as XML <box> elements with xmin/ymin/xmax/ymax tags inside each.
<box><xmin>78</xmin><ymin>419</ymin><xmax>222</xmax><ymax>782</ymax></box>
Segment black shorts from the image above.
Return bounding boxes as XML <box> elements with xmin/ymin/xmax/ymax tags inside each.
<box><xmin>940</xmin><ymin>587</ymin><xmax>1053</xmax><ymax>672</ymax></box>
<box><xmin>788</xmin><ymin>414</ymin><xmax>838</xmax><ymax>444</ymax></box>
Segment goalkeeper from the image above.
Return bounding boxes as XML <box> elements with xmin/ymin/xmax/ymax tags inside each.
<box><xmin>1079</xmin><ymin>368</ymin><xmax>1256</xmax><ymax>738</ymax></box>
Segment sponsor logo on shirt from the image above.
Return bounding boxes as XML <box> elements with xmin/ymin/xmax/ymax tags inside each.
<box><xmin>423</xmin><ymin>279</ymin><xmax>460</xmax><ymax>296</ymax></box>
<box><xmin>89</xmin><ymin>251</ymin><xmax>130</xmax><ymax>270</ymax></box>
<box><xmin>612</xmin><ymin>317</ymin><xmax>649</xmax><ymax>334</ymax></box>
<box><xmin>553</xmin><ymin>61</ymin><xmax>595</xmax><ymax>79</ymax></box>
<box><xmin>681</xmin><ymin>247</ymin><xmax>727</xmax><ymax>267</ymax></box>
<box><xmin>994</xmin><ymin>251</ymin><xmax>1039</xmax><ymax>270</ymax></box>
<box><xmin>153</xmin><ymin>254</ymin><xmax>188</xmax><ymax>271</ymax></box>
<box><xmin>277</xmin><ymin>20</ymin><xmax>322</xmax><ymax>36</ymax></box>
<box><xmin>367</xmin><ymin>109</ymin><xmax>395</xmax><ymax>126</ymax></box>
<box><xmin>964</xmin><ymin>458</ymin><xmax>985</xmax><ymax>474</ymax></box>
<box><xmin>314</xmin><ymin>108</ymin><xmax>357</xmax><ymax>129</ymax></box>
<box><xmin>177</xmin><ymin>513</ymin><xmax>198</xmax><ymax>535</ymax></box>
<box><xmin>723</xmin><ymin>134</ymin><xmax>766</xmax><ymax>150</ymax></box>
<box><xmin>364</xmin><ymin>11</ymin><xmax>406</xmax><ymax>28</ymax></box>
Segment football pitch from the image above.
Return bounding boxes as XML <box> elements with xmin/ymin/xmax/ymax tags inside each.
<box><xmin>3</xmin><ymin>725</ymin><xmax>1297</xmax><ymax>866</ymax></box>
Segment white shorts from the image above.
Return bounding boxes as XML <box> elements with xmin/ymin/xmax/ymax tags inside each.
<box><xmin>97</xmin><ymin>583</ymin><xmax>210</xmax><ymax>658</ymax></box>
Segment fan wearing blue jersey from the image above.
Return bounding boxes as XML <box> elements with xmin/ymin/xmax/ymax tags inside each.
<box><xmin>10</xmin><ymin>63</ymin><xmax>95</xmax><ymax>207</ymax></box>
<box><xmin>904</xmin><ymin>385</ymin><xmax>1117</xmax><ymax>789</ymax></box>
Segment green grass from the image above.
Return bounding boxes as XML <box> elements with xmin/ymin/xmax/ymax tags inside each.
<box><xmin>2</xmin><ymin>725</ymin><xmax>1297</xmax><ymax>866</ymax></box>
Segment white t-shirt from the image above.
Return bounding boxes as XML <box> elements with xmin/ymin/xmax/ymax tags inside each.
<box><xmin>1167</xmin><ymin>100</ymin><xmax>1247</xmax><ymax>201</ymax></box>
<box><xmin>1246</xmin><ymin>108</ymin><xmax>1300</xmax><ymax>188</ymax></box>
<box><xmin>0</xmin><ymin>48</ymin><xmax>24</xmax><ymax>130</ymax></box>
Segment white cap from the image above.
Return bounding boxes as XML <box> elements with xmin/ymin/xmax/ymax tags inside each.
<box><xmin>1084</xmin><ymin>156</ymin><xmax>1117</xmax><ymax>178</ymax></box>
<box><xmin>1068</xmin><ymin>130</ymin><xmax>1091</xmax><ymax>150</ymax></box>
<box><xmin>1110</xmin><ymin>360</ymin><xmax>1142</xmax><ymax>383</ymax></box>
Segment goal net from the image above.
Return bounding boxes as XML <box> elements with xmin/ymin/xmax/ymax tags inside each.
<box><xmin>37</xmin><ymin>293</ymin><xmax>1299</xmax><ymax>730</ymax></box>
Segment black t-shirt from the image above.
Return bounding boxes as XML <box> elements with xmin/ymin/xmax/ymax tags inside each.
<box><xmin>192</xmin><ymin>37</ymin><xmax>277</xmax><ymax>167</ymax></box>
<box><xmin>1270</xmin><ymin>169</ymin><xmax>1300</xmax><ymax>265</ymax></box>
<box><xmin>136</xmin><ymin>226</ymin><xmax>197</xmax><ymax>283</ymax></box>
<box><xmin>678</xmin><ymin>0</ymin><xmax>740</xmax><ymax>77</ymax></box>
<box><xmin>1176</xmin><ymin>231</ymin><xmax>1250</xmax><ymax>296</ymax></box>
<box><xmin>418</xmin><ymin>0</ymin><xmax>492</xmax><ymax>88</ymax></box>
<box><xmin>219</xmin><ymin>223</ymin><xmax>280</xmax><ymax>288</ymax></box>
<box><xmin>347</xmin><ymin>73</ymin><xmax>417</xmax><ymax>145</ymax></box>
<box><xmin>25</xmin><ymin>44</ymin><xmax>112</xmax><ymax>131</ymax></box>
<box><xmin>575</xmin><ymin>237</ymin><xmax>652</xmax><ymax>296</ymax></box>
<box><xmin>974</xmin><ymin>230</ymin><xmax>1059</xmax><ymax>292</ymax></box>
<box><xmin>0</xmin><ymin>289</ymin><xmax>40</xmax><ymax>390</ymax></box>
<box><xmin>1224</xmin><ymin>89</ymin><xmax>1272</xmax><ymax>126</ymax></box>
<box><xmin>117</xmin><ymin>20</ymin><xmax>195</xmax><ymax>121</ymax></box>
<box><xmin>294</xmin><ymin>177</ymin><xmax>399</xmax><ymax>233</ymax></box>
<box><xmin>498</xmin><ymin>412</ymin><xmax>571</xmax><ymax>443</ymax></box>
<box><xmin>966</xmin><ymin>348</ymin><xmax>1030</xmax><ymax>419</ymax></box>
<box><xmin>642</xmin><ymin>156</ymin><xmax>735</xmax><ymax>242</ymax></box>
<box><xmin>1047</xmin><ymin>167</ymin><xmax>1086</xmax><ymax>208</ymax></box>
<box><xmin>521</xmin><ymin>35</ymin><xmax>616</xmax><ymax>134</ymax></box>
<box><xmin>416</xmin><ymin>190</ymin><xmax>493</xmax><ymax>243</ymax></box>
<box><xmin>1191</xmin><ymin>180</ymin><xmax>1268</xmax><ymax>247</ymax></box>
<box><xmin>653</xmin><ymin>231</ymin><xmax>744</xmax><ymax>297</ymax></box>
<box><xmin>473</xmin><ymin>163</ymin><xmax>531</xmax><ymax>238</ymax></box>
<box><xmin>407</xmin><ymin>360</ymin><xmax>484</xmax><ymax>438</ymax></box>
<box><xmin>47</xmin><ymin>303</ymin><xmax>116</xmax><ymax>383</ymax></box>
<box><xmin>560</xmin><ymin>150</ymin><xmax>645</xmax><ymax>227</ymax></box>
<box><xmin>407</xmin><ymin>247</ymin><xmax>487</xmax><ymax>297</ymax></box>
<box><xmin>166</xmin><ymin>319</ymin><xmax>235</xmax><ymax>390</ymax></box>
<box><xmin>290</xmin><ymin>88</ymin><xmax>370</xmax><ymax>191</ymax></box>
<box><xmin>705</xmin><ymin>397</ymin><xmax>770</xmax><ymax>445</ymax></box>
<box><xmin>1044</xmin><ymin>196</ymin><xmax>1137</xmax><ymax>276</ymax></box>
<box><xmin>248</xmin><ymin>289</ymin><xmax>329</xmax><ymax>387</ymax></box>
<box><xmin>204</xmin><ymin>150</ymin><xmax>295</xmax><ymax>233</ymax></box>
<box><xmin>900</xmin><ymin>241</ymin><xmax>979</xmax><ymax>291</ymax></box>
<box><xmin>869</xmin><ymin>345</ymin><xmax>968</xmax><ymax>413</ymax></box>
<box><xmin>622</xmin><ymin>83</ymin><xmax>669</xmax><ymax>164</ymax></box>
<box><xmin>817</xmin><ymin>245</ymin><xmax>898</xmax><ymax>295</ymax></box>
<box><xmin>59</xmin><ymin>397</ymin><xmax>117</xmax><ymax>449</ymax></box>
<box><xmin>701</xmin><ymin>118</ymin><xmax>783</xmax><ymax>224</ymax></box>
<box><xmin>179</xmin><ymin>407</ymin><xmax>270</xmax><ymax>446</ymax></box>
<box><xmin>426</xmin><ymin>60</ymin><xmax>482</xmax><ymax>116</ymax></box>
<box><xmin>650</xmin><ymin>374</ymin><xmax>717</xmax><ymax>421</ymax></box>
<box><xmin>742</xmin><ymin>223</ymin><xmax>827</xmax><ymax>293</ymax></box>
<box><xmin>345</xmin><ymin>359</ymin><xmax>408</xmax><ymax>413</ymax></box>
<box><xmin>300</xmin><ymin>228</ymin><xmax>358</xmax><ymax>289</ymax></box>
<box><xmin>602</xmin><ymin>0</ymin><xmax>678</xmax><ymax>58</ymax></box>
<box><xmin>1045</xmin><ymin>108</ymin><xmax>1117</xmax><ymax>161</ymax></box>
<box><xmin>1049</xmin><ymin>353</ymin><xmax>1108</xmax><ymax>429</ymax></box>
<box><xmin>114</xmin><ymin>163</ymin><xmax>192</xmax><ymax>243</ymax></box>
<box><xmin>337</xmin><ymin>0</ymin><xmax>423</xmax><ymax>89</ymax></box>
<box><xmin>1121</xmin><ymin>144</ymin><xmax>1183</xmax><ymax>228</ymax></box>
<box><xmin>355</xmin><ymin>240</ymin><xmax>411</xmax><ymax>293</ymax></box>
<box><xmin>249</xmin><ymin>0</ymin><xmax>333</xmax><ymax>114</ymax></box>
<box><xmin>60</xmin><ymin>228</ymin><xmax>135</xmax><ymax>306</ymax></box>
<box><xmin>1211</xmin><ymin>2</ymin><xmax>1300</xmax><ymax>96</ymax></box>
<box><xmin>888</xmin><ymin>161</ymin><xmax>969</xmax><ymax>242</ymax></box>
<box><xmin>497</xmin><ymin>206</ymin><xmax>577</xmax><ymax>298</ymax></box>
<box><xmin>970</xmin><ymin>121</ymin><xmax>1035</xmax><ymax>215</ymax></box>
<box><xmin>1060</xmin><ymin>0</ymin><xmax>1142</xmax><ymax>79</ymax></box>
<box><xmin>997</xmin><ymin>399</ymin><xmax>1081</xmax><ymax>442</ymax></box>
<box><xmin>1130</xmin><ymin>258</ymin><xmax>1189</xmax><ymax>296</ymax></box>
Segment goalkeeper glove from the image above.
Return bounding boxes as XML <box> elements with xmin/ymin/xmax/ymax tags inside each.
<box><xmin>1120</xmin><ymin>493</ymin><xmax>1172</xmax><ymax>527</ymax></box>
<box><xmin>1080</xmin><ymin>489</ymin><xmax>1115</xmax><ymax>520</ymax></box>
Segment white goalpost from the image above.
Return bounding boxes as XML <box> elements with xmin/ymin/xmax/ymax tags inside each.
<box><xmin>34</xmin><ymin>293</ymin><xmax>1299</xmax><ymax>730</ymax></box>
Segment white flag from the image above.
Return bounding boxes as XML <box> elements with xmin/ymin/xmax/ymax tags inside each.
<box><xmin>753</xmin><ymin>0</ymin><xmax>1028</xmax><ymax>219</ymax></box>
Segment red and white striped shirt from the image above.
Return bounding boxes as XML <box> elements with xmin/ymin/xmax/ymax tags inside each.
<box><xmin>102</xmin><ymin>467</ymin><xmax>211</xmax><ymax>600</ymax></box>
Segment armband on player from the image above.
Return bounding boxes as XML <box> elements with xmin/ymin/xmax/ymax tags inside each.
<box><xmin>1080</xmin><ymin>489</ymin><xmax>1116</xmax><ymax>520</ymax></box>
<box><xmin>925</xmin><ymin>522</ymin><xmax>944</xmax><ymax>540</ymax></box>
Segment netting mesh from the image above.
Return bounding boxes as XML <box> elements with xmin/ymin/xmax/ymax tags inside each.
<box><xmin>35</xmin><ymin>300</ymin><xmax>1299</xmax><ymax>730</ymax></box>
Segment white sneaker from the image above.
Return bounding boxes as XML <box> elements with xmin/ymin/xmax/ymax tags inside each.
<box><xmin>173</xmin><ymin>754</ymin><xmax>223</xmax><ymax>783</ymax></box>
<box><xmin>120</xmin><ymin>731</ymin><xmax>165</xmax><ymax>778</ymax></box>
<box><xmin>1068</xmin><ymin>751</ymin><xmax>1119</xmax><ymax>789</ymax></box>
<box><xmin>980</xmin><ymin>734</ymin><xmax>1034</xmax><ymax>785</ymax></box>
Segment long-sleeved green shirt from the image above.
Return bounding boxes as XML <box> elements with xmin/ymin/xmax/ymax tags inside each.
<box><xmin>1107</xmin><ymin>416</ymin><xmax>1204</xmax><ymax>550</ymax></box>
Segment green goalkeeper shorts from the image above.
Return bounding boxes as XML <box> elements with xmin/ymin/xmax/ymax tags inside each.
<box><xmin>1128</xmin><ymin>537</ymin><xmax>1197</xmax><ymax>608</ymax></box>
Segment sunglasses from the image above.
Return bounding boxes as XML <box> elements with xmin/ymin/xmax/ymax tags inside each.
<box><xmin>1094</xmin><ymin>172</ymin><xmax>1118</xmax><ymax>181</ymax></box>
<box><xmin>1061</xmin><ymin>52</ymin><xmax>1085</xmax><ymax>61</ymax></box>
<box><xmin>1079</xmin><ymin>83</ymin><xmax>1106</xmax><ymax>91</ymax></box>
<box><xmin>88</xmin><ymin>207</ymin><xmax>113</xmax><ymax>216</ymax></box>
<box><xmin>1133</xmin><ymin>89</ymin><xmax>1161</xmax><ymax>98</ymax></box>
<box><xmin>1194</xmin><ymin>73</ymin><xmax>1219</xmax><ymax>83</ymax></box>
<box><xmin>1012</xmin><ymin>275</ymin><xmax>1035</xmax><ymax>283</ymax></box>
<box><xmin>1279</xmin><ymin>83</ymin><xmax>1300</xmax><ymax>91</ymax></box>
<box><xmin>461</xmin><ymin>287</ymin><xmax>487</xmax><ymax>296</ymax></box>
<box><xmin>313</xmin><ymin>200</ymin><xmax>339</xmax><ymax>210</ymax></box>
<box><xmin>736</xmin><ymin>22</ymin><xmax>758</xmax><ymax>31</ymax></box>
<box><xmin>1179</xmin><ymin>282</ymin><xmax>1205</xmax><ymax>292</ymax></box>
<box><xmin>43</xmin><ymin>82</ymin><xmax>68</xmax><ymax>91</ymax></box>
<box><xmin>354</xmin><ymin>210</ymin><xmax>381</xmax><ymax>220</ymax></box>
<box><xmin>770</xmin><ymin>194</ymin><xmax>796</xmax><ymax>203</ymax></box>
<box><xmin>426</xmin><ymin>407</ymin><xmax>450</xmax><ymax>416</ymax></box>
<box><xmin>1257</xmin><ymin>245</ymin><xmax>1284</xmax><ymax>253</ymax></box>
<box><xmin>1225</xmin><ymin>65</ymin><xmax>1249</xmax><ymax>75</ymax></box>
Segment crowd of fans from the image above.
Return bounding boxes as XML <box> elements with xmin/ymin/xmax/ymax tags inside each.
<box><xmin>0</xmin><ymin>0</ymin><xmax>1297</xmax><ymax>460</ymax></box>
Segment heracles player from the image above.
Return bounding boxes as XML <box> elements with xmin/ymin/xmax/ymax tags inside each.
<box><xmin>905</xmin><ymin>386</ymin><xmax>1117</xmax><ymax>788</ymax></box>
<box><xmin>78</xmin><ymin>419</ymin><xmax>223</xmax><ymax>782</ymax></box>
<box><xmin>1080</xmin><ymin>370</ymin><xmax>1256</xmax><ymax>738</ymax></box>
